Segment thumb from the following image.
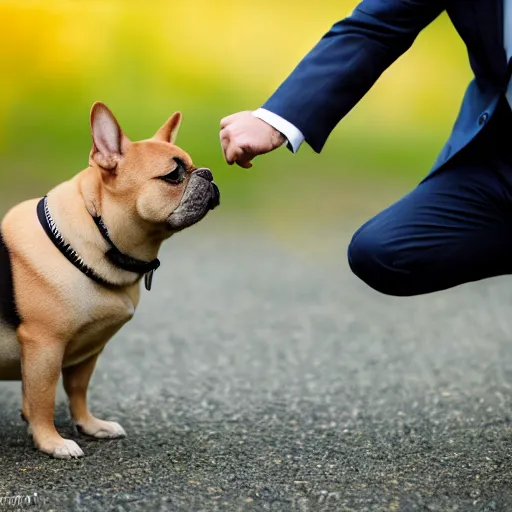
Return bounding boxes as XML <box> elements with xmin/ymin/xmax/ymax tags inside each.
<box><xmin>237</xmin><ymin>160</ymin><xmax>253</xmax><ymax>169</ymax></box>
<box><xmin>236</xmin><ymin>152</ymin><xmax>255</xmax><ymax>169</ymax></box>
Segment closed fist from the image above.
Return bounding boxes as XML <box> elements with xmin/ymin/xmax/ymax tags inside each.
<box><xmin>220</xmin><ymin>111</ymin><xmax>285</xmax><ymax>168</ymax></box>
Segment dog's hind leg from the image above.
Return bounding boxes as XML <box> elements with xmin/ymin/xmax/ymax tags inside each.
<box><xmin>62</xmin><ymin>351</ymin><xmax>126</xmax><ymax>439</ymax></box>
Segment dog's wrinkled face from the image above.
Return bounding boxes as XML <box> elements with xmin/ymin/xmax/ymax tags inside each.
<box><xmin>89</xmin><ymin>102</ymin><xmax>219</xmax><ymax>234</ymax></box>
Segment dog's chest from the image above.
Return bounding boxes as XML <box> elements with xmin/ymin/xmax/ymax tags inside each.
<box><xmin>62</xmin><ymin>291</ymin><xmax>137</xmax><ymax>368</ymax></box>
<box><xmin>0</xmin><ymin>288</ymin><xmax>137</xmax><ymax>379</ymax></box>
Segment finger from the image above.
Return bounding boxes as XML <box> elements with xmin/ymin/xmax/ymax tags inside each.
<box><xmin>221</xmin><ymin>111</ymin><xmax>252</xmax><ymax>129</ymax></box>
<box><xmin>220</xmin><ymin>115</ymin><xmax>235</xmax><ymax>129</ymax></box>
<box><xmin>219</xmin><ymin>130</ymin><xmax>230</xmax><ymax>158</ymax></box>
<box><xmin>236</xmin><ymin>153</ymin><xmax>254</xmax><ymax>169</ymax></box>
<box><xmin>225</xmin><ymin>145</ymin><xmax>244</xmax><ymax>166</ymax></box>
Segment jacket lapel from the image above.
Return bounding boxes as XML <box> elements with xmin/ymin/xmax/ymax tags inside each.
<box><xmin>473</xmin><ymin>0</ymin><xmax>507</xmax><ymax>83</ymax></box>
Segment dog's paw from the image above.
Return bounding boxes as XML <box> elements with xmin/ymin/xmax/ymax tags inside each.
<box><xmin>38</xmin><ymin>439</ymin><xmax>84</xmax><ymax>460</ymax></box>
<box><xmin>77</xmin><ymin>419</ymin><xmax>126</xmax><ymax>439</ymax></box>
<box><xmin>52</xmin><ymin>440</ymin><xmax>84</xmax><ymax>459</ymax></box>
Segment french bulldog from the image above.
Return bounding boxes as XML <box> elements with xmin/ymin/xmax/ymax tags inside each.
<box><xmin>0</xmin><ymin>102</ymin><xmax>220</xmax><ymax>459</ymax></box>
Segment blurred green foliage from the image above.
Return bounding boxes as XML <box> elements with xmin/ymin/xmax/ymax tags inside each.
<box><xmin>0</xmin><ymin>1</ymin><xmax>473</xmax><ymax>225</ymax></box>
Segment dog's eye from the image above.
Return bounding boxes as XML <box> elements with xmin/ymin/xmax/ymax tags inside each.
<box><xmin>160</xmin><ymin>158</ymin><xmax>185</xmax><ymax>184</ymax></box>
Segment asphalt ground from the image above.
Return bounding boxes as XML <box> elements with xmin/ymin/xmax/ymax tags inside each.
<box><xmin>1</xmin><ymin>220</ymin><xmax>512</xmax><ymax>511</ymax></box>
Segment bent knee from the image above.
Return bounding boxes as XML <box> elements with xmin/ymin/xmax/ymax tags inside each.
<box><xmin>347</xmin><ymin>225</ymin><xmax>415</xmax><ymax>297</ymax></box>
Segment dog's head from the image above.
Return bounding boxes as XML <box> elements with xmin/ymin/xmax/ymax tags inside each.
<box><xmin>88</xmin><ymin>102</ymin><xmax>219</xmax><ymax>235</ymax></box>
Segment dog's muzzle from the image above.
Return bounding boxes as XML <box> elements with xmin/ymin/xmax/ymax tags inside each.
<box><xmin>194</xmin><ymin>167</ymin><xmax>220</xmax><ymax>210</ymax></box>
<box><xmin>166</xmin><ymin>167</ymin><xmax>220</xmax><ymax>230</ymax></box>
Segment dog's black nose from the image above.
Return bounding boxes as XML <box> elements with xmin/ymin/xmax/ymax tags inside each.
<box><xmin>210</xmin><ymin>182</ymin><xmax>220</xmax><ymax>210</ymax></box>
<box><xmin>194</xmin><ymin>167</ymin><xmax>213</xmax><ymax>182</ymax></box>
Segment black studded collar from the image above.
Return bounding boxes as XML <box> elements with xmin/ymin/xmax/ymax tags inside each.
<box><xmin>37</xmin><ymin>196</ymin><xmax>159</xmax><ymax>290</ymax></box>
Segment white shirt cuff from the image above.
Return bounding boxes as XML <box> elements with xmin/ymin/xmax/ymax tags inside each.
<box><xmin>252</xmin><ymin>108</ymin><xmax>305</xmax><ymax>153</ymax></box>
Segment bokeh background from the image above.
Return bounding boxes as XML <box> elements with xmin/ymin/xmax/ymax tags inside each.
<box><xmin>0</xmin><ymin>0</ymin><xmax>472</xmax><ymax>236</ymax></box>
<box><xmin>3</xmin><ymin>4</ymin><xmax>512</xmax><ymax>507</ymax></box>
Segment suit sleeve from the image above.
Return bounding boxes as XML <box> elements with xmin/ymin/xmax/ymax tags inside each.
<box><xmin>262</xmin><ymin>0</ymin><xmax>446</xmax><ymax>153</ymax></box>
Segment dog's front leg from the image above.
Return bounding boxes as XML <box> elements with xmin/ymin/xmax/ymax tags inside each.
<box><xmin>62</xmin><ymin>352</ymin><xmax>126</xmax><ymax>439</ymax></box>
<box><xmin>18</xmin><ymin>325</ymin><xmax>84</xmax><ymax>459</ymax></box>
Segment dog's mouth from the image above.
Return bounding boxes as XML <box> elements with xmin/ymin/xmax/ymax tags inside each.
<box><xmin>166</xmin><ymin>167</ymin><xmax>220</xmax><ymax>231</ymax></box>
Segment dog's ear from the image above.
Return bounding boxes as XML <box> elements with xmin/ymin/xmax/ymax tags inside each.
<box><xmin>89</xmin><ymin>102</ymin><xmax>130</xmax><ymax>172</ymax></box>
<box><xmin>153</xmin><ymin>112</ymin><xmax>182</xmax><ymax>144</ymax></box>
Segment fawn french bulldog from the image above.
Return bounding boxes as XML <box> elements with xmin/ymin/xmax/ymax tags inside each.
<box><xmin>0</xmin><ymin>102</ymin><xmax>220</xmax><ymax>458</ymax></box>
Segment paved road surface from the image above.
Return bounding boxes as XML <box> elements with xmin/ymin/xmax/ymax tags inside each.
<box><xmin>1</xmin><ymin>221</ymin><xmax>512</xmax><ymax>511</ymax></box>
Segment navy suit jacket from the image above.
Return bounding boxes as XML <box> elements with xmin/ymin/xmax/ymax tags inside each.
<box><xmin>262</xmin><ymin>0</ymin><xmax>512</xmax><ymax>174</ymax></box>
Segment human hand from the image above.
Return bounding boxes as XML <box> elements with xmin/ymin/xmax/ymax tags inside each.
<box><xmin>220</xmin><ymin>111</ymin><xmax>285</xmax><ymax>168</ymax></box>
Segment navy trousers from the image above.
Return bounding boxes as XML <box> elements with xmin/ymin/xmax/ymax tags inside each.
<box><xmin>348</xmin><ymin>98</ymin><xmax>512</xmax><ymax>296</ymax></box>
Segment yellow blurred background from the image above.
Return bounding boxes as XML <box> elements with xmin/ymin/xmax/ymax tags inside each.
<box><xmin>0</xmin><ymin>0</ymin><xmax>473</xmax><ymax>232</ymax></box>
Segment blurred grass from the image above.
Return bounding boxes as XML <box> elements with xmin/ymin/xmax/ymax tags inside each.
<box><xmin>0</xmin><ymin>1</ymin><xmax>473</xmax><ymax>229</ymax></box>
